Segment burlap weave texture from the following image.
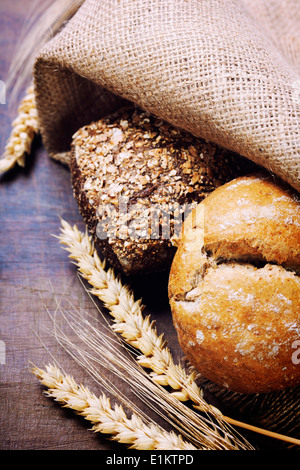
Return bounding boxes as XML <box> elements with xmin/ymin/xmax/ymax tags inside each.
<box><xmin>33</xmin><ymin>0</ymin><xmax>300</xmax><ymax>192</ymax></box>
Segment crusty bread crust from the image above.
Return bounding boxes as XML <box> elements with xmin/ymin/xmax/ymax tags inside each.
<box><xmin>168</xmin><ymin>173</ymin><xmax>300</xmax><ymax>393</ymax></box>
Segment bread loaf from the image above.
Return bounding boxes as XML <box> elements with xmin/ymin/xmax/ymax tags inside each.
<box><xmin>70</xmin><ymin>107</ymin><xmax>250</xmax><ymax>275</ymax></box>
<box><xmin>168</xmin><ymin>173</ymin><xmax>300</xmax><ymax>394</ymax></box>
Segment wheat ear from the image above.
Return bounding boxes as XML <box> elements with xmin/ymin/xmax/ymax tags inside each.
<box><xmin>56</xmin><ymin>219</ymin><xmax>220</xmax><ymax>417</ymax></box>
<box><xmin>31</xmin><ymin>363</ymin><xmax>197</xmax><ymax>450</ymax></box>
<box><xmin>0</xmin><ymin>85</ymin><xmax>38</xmax><ymax>173</ymax></box>
<box><xmin>43</xmin><ymin>302</ymin><xmax>252</xmax><ymax>449</ymax></box>
<box><xmin>56</xmin><ymin>219</ymin><xmax>300</xmax><ymax>448</ymax></box>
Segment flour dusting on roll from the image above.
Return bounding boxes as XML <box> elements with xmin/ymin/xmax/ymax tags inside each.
<box><xmin>168</xmin><ymin>173</ymin><xmax>300</xmax><ymax>394</ymax></box>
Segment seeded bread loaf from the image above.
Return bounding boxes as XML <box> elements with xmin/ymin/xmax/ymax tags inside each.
<box><xmin>168</xmin><ymin>173</ymin><xmax>300</xmax><ymax>394</ymax></box>
<box><xmin>70</xmin><ymin>107</ymin><xmax>252</xmax><ymax>275</ymax></box>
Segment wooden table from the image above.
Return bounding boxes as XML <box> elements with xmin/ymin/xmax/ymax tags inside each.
<box><xmin>0</xmin><ymin>0</ymin><xmax>188</xmax><ymax>452</ymax></box>
<box><xmin>0</xmin><ymin>0</ymin><xmax>297</xmax><ymax>454</ymax></box>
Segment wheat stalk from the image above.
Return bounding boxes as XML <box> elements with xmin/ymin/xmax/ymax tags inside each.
<box><xmin>1</xmin><ymin>0</ymin><xmax>85</xmax><ymax>174</ymax></box>
<box><xmin>31</xmin><ymin>363</ymin><xmax>197</xmax><ymax>450</ymax></box>
<box><xmin>0</xmin><ymin>85</ymin><xmax>38</xmax><ymax>173</ymax></box>
<box><xmin>6</xmin><ymin>0</ymin><xmax>84</xmax><ymax>107</ymax></box>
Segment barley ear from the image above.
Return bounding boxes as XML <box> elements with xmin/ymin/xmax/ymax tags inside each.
<box><xmin>0</xmin><ymin>84</ymin><xmax>38</xmax><ymax>173</ymax></box>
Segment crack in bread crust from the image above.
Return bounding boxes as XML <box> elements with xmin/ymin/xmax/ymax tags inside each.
<box><xmin>172</xmin><ymin>253</ymin><xmax>300</xmax><ymax>304</ymax></box>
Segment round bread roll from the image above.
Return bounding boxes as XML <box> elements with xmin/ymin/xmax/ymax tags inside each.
<box><xmin>168</xmin><ymin>173</ymin><xmax>300</xmax><ymax>394</ymax></box>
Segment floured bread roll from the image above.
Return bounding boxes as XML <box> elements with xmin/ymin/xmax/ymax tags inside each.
<box><xmin>168</xmin><ymin>173</ymin><xmax>300</xmax><ymax>394</ymax></box>
<box><xmin>70</xmin><ymin>107</ymin><xmax>249</xmax><ymax>275</ymax></box>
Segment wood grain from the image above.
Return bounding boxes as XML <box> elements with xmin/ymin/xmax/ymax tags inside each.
<box><xmin>0</xmin><ymin>0</ymin><xmax>182</xmax><ymax>451</ymax></box>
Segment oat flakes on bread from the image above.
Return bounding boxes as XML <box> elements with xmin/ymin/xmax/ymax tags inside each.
<box><xmin>168</xmin><ymin>173</ymin><xmax>300</xmax><ymax>394</ymax></box>
<box><xmin>70</xmin><ymin>106</ymin><xmax>252</xmax><ymax>275</ymax></box>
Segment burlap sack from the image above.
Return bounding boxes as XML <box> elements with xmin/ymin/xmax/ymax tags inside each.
<box><xmin>33</xmin><ymin>0</ymin><xmax>300</xmax><ymax>192</ymax></box>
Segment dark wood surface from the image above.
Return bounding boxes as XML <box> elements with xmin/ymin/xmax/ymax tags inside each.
<box><xmin>0</xmin><ymin>1</ymin><xmax>297</xmax><ymax>453</ymax></box>
<box><xmin>0</xmin><ymin>0</ymin><xmax>187</xmax><ymax>452</ymax></box>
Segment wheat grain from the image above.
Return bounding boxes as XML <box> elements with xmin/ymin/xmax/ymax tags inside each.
<box><xmin>0</xmin><ymin>85</ymin><xmax>38</xmax><ymax>173</ymax></box>
<box><xmin>31</xmin><ymin>363</ymin><xmax>197</xmax><ymax>450</ymax></box>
